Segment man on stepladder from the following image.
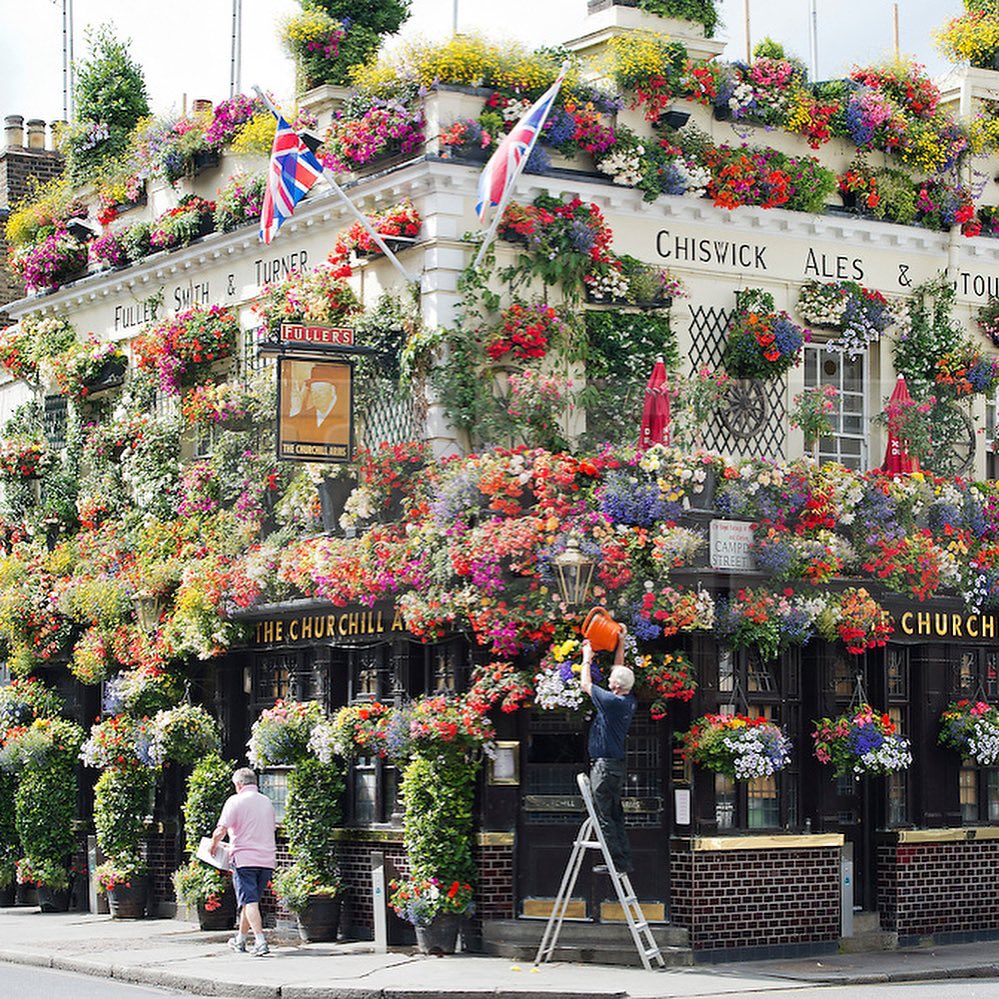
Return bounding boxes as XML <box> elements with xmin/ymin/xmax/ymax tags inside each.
<box><xmin>580</xmin><ymin>629</ymin><xmax>637</xmax><ymax>874</ymax></box>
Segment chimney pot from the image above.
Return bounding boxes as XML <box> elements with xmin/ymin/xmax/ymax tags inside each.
<box><xmin>26</xmin><ymin>119</ymin><xmax>46</xmax><ymax>150</ymax></box>
<box><xmin>50</xmin><ymin>121</ymin><xmax>67</xmax><ymax>150</ymax></box>
<box><xmin>4</xmin><ymin>115</ymin><xmax>24</xmax><ymax>149</ymax></box>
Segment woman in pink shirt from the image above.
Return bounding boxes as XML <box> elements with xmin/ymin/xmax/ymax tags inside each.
<box><xmin>210</xmin><ymin>767</ymin><xmax>277</xmax><ymax>957</ymax></box>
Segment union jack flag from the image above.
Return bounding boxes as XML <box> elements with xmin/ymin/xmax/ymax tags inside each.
<box><xmin>475</xmin><ymin>67</ymin><xmax>568</xmax><ymax>223</ymax></box>
<box><xmin>259</xmin><ymin>114</ymin><xmax>324</xmax><ymax>244</ymax></box>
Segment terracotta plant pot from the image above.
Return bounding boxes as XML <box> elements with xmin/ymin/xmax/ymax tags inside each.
<box><xmin>581</xmin><ymin>606</ymin><xmax>623</xmax><ymax>652</ymax></box>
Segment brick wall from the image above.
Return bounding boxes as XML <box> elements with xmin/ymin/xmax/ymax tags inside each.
<box><xmin>671</xmin><ymin>844</ymin><xmax>841</xmax><ymax>957</ymax></box>
<box><xmin>0</xmin><ymin>145</ymin><xmax>65</xmax><ymax>315</ymax></box>
<box><xmin>879</xmin><ymin>838</ymin><xmax>999</xmax><ymax>942</ymax></box>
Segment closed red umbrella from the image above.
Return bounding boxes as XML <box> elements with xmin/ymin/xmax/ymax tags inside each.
<box><xmin>881</xmin><ymin>374</ymin><xmax>918</xmax><ymax>475</ymax></box>
<box><xmin>639</xmin><ymin>356</ymin><xmax>671</xmax><ymax>452</ymax></box>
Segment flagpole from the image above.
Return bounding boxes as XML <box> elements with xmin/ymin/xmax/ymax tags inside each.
<box><xmin>253</xmin><ymin>86</ymin><xmax>419</xmax><ymax>285</ymax></box>
<box><xmin>472</xmin><ymin>62</ymin><xmax>570</xmax><ymax>271</ymax></box>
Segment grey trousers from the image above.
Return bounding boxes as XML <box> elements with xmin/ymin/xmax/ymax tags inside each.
<box><xmin>590</xmin><ymin>757</ymin><xmax>632</xmax><ymax>872</ymax></box>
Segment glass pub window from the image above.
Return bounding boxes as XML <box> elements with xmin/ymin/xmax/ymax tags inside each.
<box><xmin>713</xmin><ymin>648</ymin><xmax>791</xmax><ymax>830</ymax></box>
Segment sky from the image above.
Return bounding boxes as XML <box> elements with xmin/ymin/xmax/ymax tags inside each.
<box><xmin>0</xmin><ymin>0</ymin><xmax>965</xmax><ymax>127</ymax></box>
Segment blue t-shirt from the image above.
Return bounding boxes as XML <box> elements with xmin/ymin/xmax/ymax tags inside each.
<box><xmin>588</xmin><ymin>684</ymin><xmax>637</xmax><ymax>760</ymax></box>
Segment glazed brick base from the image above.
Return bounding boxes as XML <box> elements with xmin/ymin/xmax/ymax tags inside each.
<box><xmin>671</xmin><ymin>845</ymin><xmax>841</xmax><ymax>957</ymax></box>
<box><xmin>879</xmin><ymin>838</ymin><xmax>999</xmax><ymax>941</ymax></box>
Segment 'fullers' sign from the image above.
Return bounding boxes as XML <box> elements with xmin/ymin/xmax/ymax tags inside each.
<box><xmin>280</xmin><ymin>323</ymin><xmax>355</xmax><ymax>347</ymax></box>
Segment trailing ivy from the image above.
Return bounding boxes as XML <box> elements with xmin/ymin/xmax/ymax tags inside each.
<box><xmin>638</xmin><ymin>0</ymin><xmax>719</xmax><ymax>36</ymax></box>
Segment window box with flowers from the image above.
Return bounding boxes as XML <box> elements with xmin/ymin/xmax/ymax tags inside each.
<box><xmin>678</xmin><ymin>713</ymin><xmax>793</xmax><ymax>781</ymax></box>
<box><xmin>0</xmin><ymin>438</ymin><xmax>53</xmax><ymax>480</ymax></box>
<box><xmin>330</xmin><ymin>200</ymin><xmax>422</xmax><ymax>260</ymax></box>
<box><xmin>133</xmin><ymin>304</ymin><xmax>239</xmax><ymax>396</ymax></box>
<box><xmin>583</xmin><ymin>254</ymin><xmax>688</xmax><ymax>309</ymax></box>
<box><xmin>320</xmin><ymin>101</ymin><xmax>425</xmax><ymax>174</ymax></box>
<box><xmin>48</xmin><ymin>336</ymin><xmax>128</xmax><ymax>403</ymax></box>
<box><xmin>977</xmin><ymin>297</ymin><xmax>999</xmax><ymax>349</ymax></box>
<box><xmin>8</xmin><ymin>229</ymin><xmax>89</xmax><ymax>294</ymax></box>
<box><xmin>148</xmin><ymin>195</ymin><xmax>216</xmax><ymax>252</ymax></box>
<box><xmin>796</xmin><ymin>281</ymin><xmax>899</xmax><ymax>360</ymax></box>
<box><xmin>812</xmin><ymin>703</ymin><xmax>911</xmax><ymax>777</ymax></box>
<box><xmin>939</xmin><ymin>700</ymin><xmax>999</xmax><ymax>766</ymax></box>
<box><xmin>438</xmin><ymin>118</ymin><xmax>494</xmax><ymax>162</ymax></box>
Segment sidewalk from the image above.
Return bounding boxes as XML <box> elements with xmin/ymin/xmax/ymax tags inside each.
<box><xmin>2</xmin><ymin>908</ymin><xmax>999</xmax><ymax>998</ymax></box>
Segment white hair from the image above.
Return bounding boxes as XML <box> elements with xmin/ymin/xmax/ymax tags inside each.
<box><xmin>609</xmin><ymin>666</ymin><xmax>635</xmax><ymax>693</ymax></box>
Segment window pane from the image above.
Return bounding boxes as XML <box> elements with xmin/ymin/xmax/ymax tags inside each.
<box><xmin>747</xmin><ymin>776</ymin><xmax>779</xmax><ymax>829</ymax></box>
<box><xmin>960</xmin><ymin>766</ymin><xmax>978</xmax><ymax>824</ymax></box>
<box><xmin>987</xmin><ymin>770</ymin><xmax>999</xmax><ymax>822</ymax></box>
<box><xmin>715</xmin><ymin>774</ymin><xmax>735</xmax><ymax>829</ymax></box>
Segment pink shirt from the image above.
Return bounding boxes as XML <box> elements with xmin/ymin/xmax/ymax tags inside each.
<box><xmin>218</xmin><ymin>785</ymin><xmax>277</xmax><ymax>869</ymax></box>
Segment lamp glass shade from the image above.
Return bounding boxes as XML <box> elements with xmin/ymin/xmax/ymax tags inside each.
<box><xmin>553</xmin><ymin>539</ymin><xmax>596</xmax><ymax>607</ymax></box>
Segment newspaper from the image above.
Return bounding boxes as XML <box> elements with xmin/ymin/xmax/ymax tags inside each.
<box><xmin>195</xmin><ymin>837</ymin><xmax>231</xmax><ymax>871</ymax></box>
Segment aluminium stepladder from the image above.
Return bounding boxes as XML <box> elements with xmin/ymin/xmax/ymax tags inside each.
<box><xmin>534</xmin><ymin>772</ymin><xmax>665</xmax><ymax>971</ymax></box>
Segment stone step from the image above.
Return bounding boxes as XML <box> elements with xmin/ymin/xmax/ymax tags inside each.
<box><xmin>839</xmin><ymin>911</ymin><xmax>897</xmax><ymax>953</ymax></box>
<box><xmin>482</xmin><ymin>918</ymin><xmax>692</xmax><ymax>967</ymax></box>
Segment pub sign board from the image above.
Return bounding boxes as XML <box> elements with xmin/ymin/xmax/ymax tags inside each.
<box><xmin>276</xmin><ymin>355</ymin><xmax>354</xmax><ymax>463</ymax></box>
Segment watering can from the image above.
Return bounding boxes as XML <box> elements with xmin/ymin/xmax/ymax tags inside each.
<box><xmin>581</xmin><ymin>606</ymin><xmax>623</xmax><ymax>652</ymax></box>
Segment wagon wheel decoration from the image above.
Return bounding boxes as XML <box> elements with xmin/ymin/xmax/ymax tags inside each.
<box><xmin>927</xmin><ymin>401</ymin><xmax>976</xmax><ymax>477</ymax></box>
<box><xmin>718</xmin><ymin>378</ymin><xmax>768</xmax><ymax>440</ymax></box>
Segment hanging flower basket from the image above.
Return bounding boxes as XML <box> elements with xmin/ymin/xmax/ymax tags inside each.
<box><xmin>812</xmin><ymin>703</ymin><xmax>911</xmax><ymax>777</ymax></box>
<box><xmin>636</xmin><ymin>651</ymin><xmax>697</xmax><ymax>719</ymax></box>
<box><xmin>678</xmin><ymin>713</ymin><xmax>792</xmax><ymax>780</ymax></box>
<box><xmin>0</xmin><ymin>438</ymin><xmax>52</xmax><ymax>479</ymax></box>
<box><xmin>939</xmin><ymin>699</ymin><xmax>999</xmax><ymax>765</ymax></box>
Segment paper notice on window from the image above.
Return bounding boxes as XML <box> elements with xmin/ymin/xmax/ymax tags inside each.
<box><xmin>196</xmin><ymin>837</ymin><xmax>231</xmax><ymax>871</ymax></box>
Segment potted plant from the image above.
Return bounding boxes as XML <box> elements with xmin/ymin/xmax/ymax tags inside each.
<box><xmin>812</xmin><ymin>703</ymin><xmax>912</xmax><ymax>777</ymax></box>
<box><xmin>387</xmin><ymin>694</ymin><xmax>492</xmax><ymax>954</ymax></box>
<box><xmin>438</xmin><ymin>118</ymin><xmax>494</xmax><ymax>162</ymax></box>
<box><xmin>723</xmin><ymin>288</ymin><xmax>807</xmax><ymax>380</ymax></box>
<box><xmin>331</xmin><ymin>200</ymin><xmax>422</xmax><ymax>260</ymax></box>
<box><xmin>8</xmin><ymin>229</ymin><xmax>89</xmax><ymax>293</ymax></box>
<box><xmin>174</xmin><ymin>753</ymin><xmax>237</xmax><ymax>931</ymax></box>
<box><xmin>272</xmin><ymin>757</ymin><xmax>345</xmax><ymax>942</ymax></box>
<box><xmin>939</xmin><ymin>699</ymin><xmax>999</xmax><ymax>766</ymax></box>
<box><xmin>85</xmin><ymin>718</ymin><xmax>160</xmax><ymax>919</ymax></box>
<box><xmin>789</xmin><ymin>385</ymin><xmax>839</xmax><ymax>456</ymax></box>
<box><xmin>212</xmin><ymin>173</ymin><xmax>267</xmax><ymax>233</ymax></box>
<box><xmin>0</xmin><ymin>437</ymin><xmax>53</xmax><ymax>480</ymax></box>
<box><xmin>247</xmin><ymin>699</ymin><xmax>325</xmax><ymax>769</ymax></box>
<box><xmin>485</xmin><ymin>303</ymin><xmax>566</xmax><ymax>363</ymax></box>
<box><xmin>148</xmin><ymin>195</ymin><xmax>216</xmax><ymax>251</ymax></box>
<box><xmin>388</xmin><ymin>876</ymin><xmax>475</xmax><ymax>953</ymax></box>
<box><xmin>320</xmin><ymin>103</ymin><xmax>425</xmax><ymax>174</ymax></box>
<box><xmin>636</xmin><ymin>651</ymin><xmax>697</xmax><ymax>719</ymax></box>
<box><xmin>8</xmin><ymin>718</ymin><xmax>85</xmax><ymax>911</ymax></box>
<box><xmin>678</xmin><ymin>713</ymin><xmax>793</xmax><ymax>780</ymax></box>
<box><xmin>977</xmin><ymin>296</ymin><xmax>999</xmax><ymax>347</ymax></box>
<box><xmin>133</xmin><ymin>304</ymin><xmax>239</xmax><ymax>396</ymax></box>
<box><xmin>667</xmin><ymin>368</ymin><xmax>731</xmax><ymax>451</ymax></box>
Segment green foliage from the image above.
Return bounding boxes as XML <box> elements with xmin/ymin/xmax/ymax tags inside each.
<box><xmin>74</xmin><ymin>24</ymin><xmax>150</xmax><ymax>128</ymax></box>
<box><xmin>15</xmin><ymin>754</ymin><xmax>78</xmax><ymax>872</ymax></box>
<box><xmin>94</xmin><ymin>766</ymin><xmax>156</xmax><ymax>862</ymax></box>
<box><xmin>400</xmin><ymin>753</ymin><xmax>478</xmax><ymax>885</ymax></box>
<box><xmin>182</xmin><ymin>753</ymin><xmax>236</xmax><ymax>854</ymax></box>
<box><xmin>68</xmin><ymin>25</ymin><xmax>149</xmax><ymax>181</ymax></box>
<box><xmin>893</xmin><ymin>275</ymin><xmax>964</xmax><ymax>396</ymax></box>
<box><xmin>638</xmin><ymin>0</ymin><xmax>719</xmax><ymax>36</ymax></box>
<box><xmin>0</xmin><ymin>770</ymin><xmax>18</xmax><ymax>885</ymax></box>
<box><xmin>578</xmin><ymin>310</ymin><xmax>678</xmax><ymax>448</ymax></box>
<box><xmin>351</xmin><ymin>292</ymin><xmax>415</xmax><ymax>413</ymax></box>
<box><xmin>285</xmin><ymin>758</ymin><xmax>345</xmax><ymax>877</ymax></box>
<box><xmin>306</xmin><ymin>0</ymin><xmax>411</xmax><ymax>35</ymax></box>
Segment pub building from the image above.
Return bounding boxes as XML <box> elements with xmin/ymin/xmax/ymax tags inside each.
<box><xmin>7</xmin><ymin>0</ymin><xmax>999</xmax><ymax>964</ymax></box>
